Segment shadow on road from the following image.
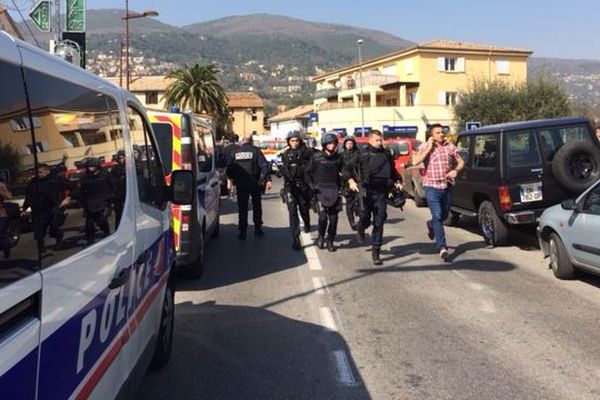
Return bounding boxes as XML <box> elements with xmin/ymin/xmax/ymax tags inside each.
<box><xmin>136</xmin><ymin>301</ymin><xmax>371</xmax><ymax>400</ymax></box>
<box><xmin>357</xmin><ymin>259</ymin><xmax>516</xmax><ymax>274</ymax></box>
<box><xmin>450</xmin><ymin>216</ymin><xmax>540</xmax><ymax>251</ymax></box>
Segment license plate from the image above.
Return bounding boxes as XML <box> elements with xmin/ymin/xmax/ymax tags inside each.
<box><xmin>520</xmin><ymin>182</ymin><xmax>543</xmax><ymax>203</ymax></box>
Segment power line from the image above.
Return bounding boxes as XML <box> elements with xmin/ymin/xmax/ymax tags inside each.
<box><xmin>9</xmin><ymin>0</ymin><xmax>41</xmax><ymax>47</ymax></box>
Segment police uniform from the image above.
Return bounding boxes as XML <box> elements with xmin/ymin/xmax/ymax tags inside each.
<box><xmin>306</xmin><ymin>134</ymin><xmax>342</xmax><ymax>252</ymax></box>
<box><xmin>344</xmin><ymin>143</ymin><xmax>401</xmax><ymax>264</ymax></box>
<box><xmin>279</xmin><ymin>133</ymin><xmax>312</xmax><ymax>249</ymax></box>
<box><xmin>226</xmin><ymin>139</ymin><xmax>271</xmax><ymax>239</ymax></box>
<box><xmin>80</xmin><ymin>160</ymin><xmax>113</xmax><ymax>244</ymax></box>
<box><xmin>341</xmin><ymin>137</ymin><xmax>359</xmax><ymax>230</ymax></box>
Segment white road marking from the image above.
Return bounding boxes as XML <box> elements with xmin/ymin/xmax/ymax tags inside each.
<box><xmin>469</xmin><ymin>282</ymin><xmax>486</xmax><ymax>291</ymax></box>
<box><xmin>312</xmin><ymin>277</ymin><xmax>329</xmax><ymax>295</ymax></box>
<box><xmin>303</xmin><ymin>236</ymin><xmax>323</xmax><ymax>271</ymax></box>
<box><xmin>332</xmin><ymin>350</ymin><xmax>359</xmax><ymax>386</ymax></box>
<box><xmin>320</xmin><ymin>307</ymin><xmax>338</xmax><ymax>332</ymax></box>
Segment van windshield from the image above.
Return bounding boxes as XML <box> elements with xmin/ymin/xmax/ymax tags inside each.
<box><xmin>538</xmin><ymin>124</ymin><xmax>594</xmax><ymax>162</ymax></box>
<box><xmin>151</xmin><ymin>123</ymin><xmax>173</xmax><ymax>174</ymax></box>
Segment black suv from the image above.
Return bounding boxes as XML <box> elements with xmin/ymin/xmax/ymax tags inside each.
<box><xmin>448</xmin><ymin>117</ymin><xmax>600</xmax><ymax>246</ymax></box>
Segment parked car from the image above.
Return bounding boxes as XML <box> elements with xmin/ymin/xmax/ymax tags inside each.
<box><xmin>538</xmin><ymin>179</ymin><xmax>600</xmax><ymax>279</ymax></box>
<box><xmin>0</xmin><ymin>31</ymin><xmax>194</xmax><ymax>399</ymax></box>
<box><xmin>354</xmin><ymin>136</ymin><xmax>418</xmax><ymax>175</ymax></box>
<box><xmin>446</xmin><ymin>117</ymin><xmax>600</xmax><ymax>246</ymax></box>
<box><xmin>149</xmin><ymin>110</ymin><xmax>221</xmax><ymax>278</ymax></box>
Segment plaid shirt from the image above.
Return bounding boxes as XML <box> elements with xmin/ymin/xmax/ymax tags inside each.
<box><xmin>420</xmin><ymin>142</ymin><xmax>459</xmax><ymax>190</ymax></box>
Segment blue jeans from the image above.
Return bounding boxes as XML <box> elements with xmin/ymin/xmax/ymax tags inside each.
<box><xmin>425</xmin><ymin>187</ymin><xmax>452</xmax><ymax>250</ymax></box>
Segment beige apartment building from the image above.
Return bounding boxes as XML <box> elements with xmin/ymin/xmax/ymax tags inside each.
<box><xmin>312</xmin><ymin>40</ymin><xmax>533</xmax><ymax>139</ymax></box>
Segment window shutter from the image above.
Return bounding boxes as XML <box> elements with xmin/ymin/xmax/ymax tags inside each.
<box><xmin>438</xmin><ymin>91</ymin><xmax>447</xmax><ymax>106</ymax></box>
<box><xmin>405</xmin><ymin>59</ymin><xmax>414</xmax><ymax>75</ymax></box>
<box><xmin>437</xmin><ymin>57</ymin><xmax>445</xmax><ymax>72</ymax></box>
<box><xmin>457</xmin><ymin>57</ymin><xmax>465</xmax><ymax>72</ymax></box>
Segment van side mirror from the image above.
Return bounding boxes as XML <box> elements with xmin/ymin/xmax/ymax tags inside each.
<box><xmin>170</xmin><ymin>170</ymin><xmax>194</xmax><ymax>205</ymax></box>
<box><xmin>399</xmin><ymin>149</ymin><xmax>410</xmax><ymax>156</ymax></box>
<box><xmin>561</xmin><ymin>199</ymin><xmax>577</xmax><ymax>211</ymax></box>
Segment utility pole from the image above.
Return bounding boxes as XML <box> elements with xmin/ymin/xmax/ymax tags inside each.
<box><xmin>53</xmin><ymin>0</ymin><xmax>60</xmax><ymax>52</ymax></box>
<box><xmin>357</xmin><ymin>39</ymin><xmax>365</xmax><ymax>137</ymax></box>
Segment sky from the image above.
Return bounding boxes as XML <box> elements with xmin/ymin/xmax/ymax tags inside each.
<box><xmin>11</xmin><ymin>0</ymin><xmax>600</xmax><ymax>59</ymax></box>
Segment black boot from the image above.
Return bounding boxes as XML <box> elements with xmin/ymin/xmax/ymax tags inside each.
<box><xmin>3</xmin><ymin>246</ymin><xmax>10</xmax><ymax>260</ymax></box>
<box><xmin>304</xmin><ymin>224</ymin><xmax>311</xmax><ymax>234</ymax></box>
<box><xmin>292</xmin><ymin>235</ymin><xmax>302</xmax><ymax>250</ymax></box>
<box><xmin>357</xmin><ymin>229</ymin><xmax>366</xmax><ymax>245</ymax></box>
<box><xmin>254</xmin><ymin>227</ymin><xmax>265</xmax><ymax>237</ymax></box>
<box><xmin>372</xmin><ymin>247</ymin><xmax>382</xmax><ymax>265</ymax></box>
<box><xmin>316</xmin><ymin>235</ymin><xmax>325</xmax><ymax>249</ymax></box>
<box><xmin>327</xmin><ymin>240</ymin><xmax>336</xmax><ymax>252</ymax></box>
<box><xmin>238</xmin><ymin>230</ymin><xmax>247</xmax><ymax>240</ymax></box>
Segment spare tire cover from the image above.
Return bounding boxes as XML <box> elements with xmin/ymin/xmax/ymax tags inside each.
<box><xmin>552</xmin><ymin>141</ymin><xmax>600</xmax><ymax>193</ymax></box>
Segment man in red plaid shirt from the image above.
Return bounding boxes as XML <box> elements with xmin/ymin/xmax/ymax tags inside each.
<box><xmin>412</xmin><ymin>124</ymin><xmax>464</xmax><ymax>261</ymax></box>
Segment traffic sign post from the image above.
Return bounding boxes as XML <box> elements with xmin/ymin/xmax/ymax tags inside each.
<box><xmin>466</xmin><ymin>121</ymin><xmax>481</xmax><ymax>131</ymax></box>
<box><xmin>29</xmin><ymin>0</ymin><xmax>51</xmax><ymax>33</ymax></box>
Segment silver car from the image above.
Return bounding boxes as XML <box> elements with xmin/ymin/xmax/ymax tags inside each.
<box><xmin>538</xmin><ymin>179</ymin><xmax>600</xmax><ymax>279</ymax></box>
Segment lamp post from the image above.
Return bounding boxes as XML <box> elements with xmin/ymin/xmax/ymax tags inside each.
<box><xmin>123</xmin><ymin>1</ymin><xmax>158</xmax><ymax>90</ymax></box>
<box><xmin>357</xmin><ymin>39</ymin><xmax>365</xmax><ymax>137</ymax></box>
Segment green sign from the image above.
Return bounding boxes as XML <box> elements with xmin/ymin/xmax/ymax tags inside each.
<box><xmin>29</xmin><ymin>1</ymin><xmax>51</xmax><ymax>33</ymax></box>
<box><xmin>66</xmin><ymin>0</ymin><xmax>85</xmax><ymax>32</ymax></box>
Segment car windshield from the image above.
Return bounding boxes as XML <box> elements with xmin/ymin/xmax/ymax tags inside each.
<box><xmin>538</xmin><ymin>124</ymin><xmax>594</xmax><ymax>162</ymax></box>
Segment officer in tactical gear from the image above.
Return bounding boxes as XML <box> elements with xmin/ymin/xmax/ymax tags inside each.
<box><xmin>306</xmin><ymin>133</ymin><xmax>343</xmax><ymax>252</ymax></box>
<box><xmin>110</xmin><ymin>150</ymin><xmax>127</xmax><ymax>227</ymax></box>
<box><xmin>279</xmin><ymin>131</ymin><xmax>312</xmax><ymax>250</ymax></box>
<box><xmin>80</xmin><ymin>158</ymin><xmax>113</xmax><ymax>244</ymax></box>
<box><xmin>344</xmin><ymin>130</ymin><xmax>402</xmax><ymax>265</ymax></box>
<box><xmin>226</xmin><ymin>132</ymin><xmax>272</xmax><ymax>240</ymax></box>
<box><xmin>341</xmin><ymin>136</ymin><xmax>360</xmax><ymax>230</ymax></box>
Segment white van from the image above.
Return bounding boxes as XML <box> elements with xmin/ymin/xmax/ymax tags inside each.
<box><xmin>0</xmin><ymin>32</ymin><xmax>193</xmax><ymax>399</ymax></box>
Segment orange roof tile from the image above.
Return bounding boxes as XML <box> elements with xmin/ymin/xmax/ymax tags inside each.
<box><xmin>227</xmin><ymin>92</ymin><xmax>264</xmax><ymax>109</ymax></box>
<box><xmin>268</xmin><ymin>104</ymin><xmax>314</xmax><ymax>123</ymax></box>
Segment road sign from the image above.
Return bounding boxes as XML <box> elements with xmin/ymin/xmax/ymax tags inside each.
<box><xmin>466</xmin><ymin>121</ymin><xmax>481</xmax><ymax>131</ymax></box>
<box><xmin>29</xmin><ymin>1</ymin><xmax>51</xmax><ymax>33</ymax></box>
<box><xmin>66</xmin><ymin>0</ymin><xmax>85</xmax><ymax>32</ymax></box>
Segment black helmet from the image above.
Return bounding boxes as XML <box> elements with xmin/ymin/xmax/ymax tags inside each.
<box><xmin>321</xmin><ymin>133</ymin><xmax>338</xmax><ymax>147</ymax></box>
<box><xmin>387</xmin><ymin>187</ymin><xmax>406</xmax><ymax>209</ymax></box>
<box><xmin>343</xmin><ymin>136</ymin><xmax>357</xmax><ymax>148</ymax></box>
<box><xmin>286</xmin><ymin>131</ymin><xmax>302</xmax><ymax>142</ymax></box>
<box><xmin>85</xmin><ymin>158</ymin><xmax>102</xmax><ymax>168</ymax></box>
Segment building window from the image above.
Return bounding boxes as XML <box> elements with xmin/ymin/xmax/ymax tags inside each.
<box><xmin>438</xmin><ymin>57</ymin><xmax>465</xmax><ymax>72</ymax></box>
<box><xmin>145</xmin><ymin>91</ymin><xmax>158</xmax><ymax>105</ymax></box>
<box><xmin>252</xmin><ymin>115</ymin><xmax>258</xmax><ymax>122</ymax></box>
<box><xmin>407</xmin><ymin>92</ymin><xmax>417</xmax><ymax>106</ymax></box>
<box><xmin>385</xmin><ymin>98</ymin><xmax>398</xmax><ymax>107</ymax></box>
<box><xmin>445</xmin><ymin>58</ymin><xmax>456</xmax><ymax>71</ymax></box>
<box><xmin>497</xmin><ymin>60</ymin><xmax>510</xmax><ymax>75</ymax></box>
<box><xmin>446</xmin><ymin>92</ymin><xmax>458</xmax><ymax>106</ymax></box>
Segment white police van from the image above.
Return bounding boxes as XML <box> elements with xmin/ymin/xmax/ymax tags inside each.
<box><xmin>0</xmin><ymin>32</ymin><xmax>193</xmax><ymax>399</ymax></box>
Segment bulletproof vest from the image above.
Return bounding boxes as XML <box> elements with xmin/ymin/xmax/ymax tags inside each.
<box><xmin>283</xmin><ymin>148</ymin><xmax>303</xmax><ymax>180</ymax></box>
<box><xmin>233</xmin><ymin>144</ymin><xmax>257</xmax><ymax>177</ymax></box>
<box><xmin>313</xmin><ymin>151</ymin><xmax>341</xmax><ymax>186</ymax></box>
<box><xmin>360</xmin><ymin>147</ymin><xmax>391</xmax><ymax>187</ymax></box>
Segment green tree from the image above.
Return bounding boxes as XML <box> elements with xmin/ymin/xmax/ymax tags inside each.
<box><xmin>163</xmin><ymin>64</ymin><xmax>229</xmax><ymax>120</ymax></box>
<box><xmin>454</xmin><ymin>74</ymin><xmax>571</xmax><ymax>131</ymax></box>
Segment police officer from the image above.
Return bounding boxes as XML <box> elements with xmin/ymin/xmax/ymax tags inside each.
<box><xmin>344</xmin><ymin>130</ymin><xmax>402</xmax><ymax>265</ymax></box>
<box><xmin>226</xmin><ymin>132</ymin><xmax>272</xmax><ymax>240</ymax></box>
<box><xmin>80</xmin><ymin>158</ymin><xmax>113</xmax><ymax>244</ymax></box>
<box><xmin>341</xmin><ymin>136</ymin><xmax>359</xmax><ymax>230</ymax></box>
<box><xmin>110</xmin><ymin>150</ymin><xmax>127</xmax><ymax>227</ymax></box>
<box><xmin>306</xmin><ymin>133</ymin><xmax>343</xmax><ymax>252</ymax></box>
<box><xmin>279</xmin><ymin>131</ymin><xmax>312</xmax><ymax>250</ymax></box>
<box><xmin>22</xmin><ymin>163</ymin><xmax>64</xmax><ymax>253</ymax></box>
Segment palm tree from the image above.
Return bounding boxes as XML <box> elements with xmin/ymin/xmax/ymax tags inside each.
<box><xmin>162</xmin><ymin>64</ymin><xmax>229</xmax><ymax>120</ymax></box>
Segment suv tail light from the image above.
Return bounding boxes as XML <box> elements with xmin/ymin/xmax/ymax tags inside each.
<box><xmin>498</xmin><ymin>186</ymin><xmax>512</xmax><ymax>212</ymax></box>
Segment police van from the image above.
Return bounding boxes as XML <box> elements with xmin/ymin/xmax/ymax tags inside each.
<box><xmin>148</xmin><ymin>111</ymin><xmax>221</xmax><ymax>278</ymax></box>
<box><xmin>0</xmin><ymin>32</ymin><xmax>194</xmax><ymax>399</ymax></box>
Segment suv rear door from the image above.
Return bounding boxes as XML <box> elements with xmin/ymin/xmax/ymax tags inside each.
<box><xmin>451</xmin><ymin>134</ymin><xmax>474</xmax><ymax>210</ymax></box>
<box><xmin>503</xmin><ymin>129</ymin><xmax>546</xmax><ymax>211</ymax></box>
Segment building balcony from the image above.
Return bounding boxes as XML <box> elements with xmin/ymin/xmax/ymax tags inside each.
<box><xmin>314</xmin><ymin>88</ymin><xmax>340</xmax><ymax>100</ymax></box>
<box><xmin>342</xmin><ymin>74</ymin><xmax>398</xmax><ymax>91</ymax></box>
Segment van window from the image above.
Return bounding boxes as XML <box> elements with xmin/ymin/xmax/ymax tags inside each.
<box><xmin>0</xmin><ymin>59</ymin><xmax>40</xmax><ymax>286</ymax></box>
<box><xmin>508</xmin><ymin>130</ymin><xmax>540</xmax><ymax>167</ymax></box>
<box><xmin>539</xmin><ymin>125</ymin><xmax>594</xmax><ymax>162</ymax></box>
<box><xmin>20</xmin><ymin>67</ymin><xmax>126</xmax><ymax>268</ymax></box>
<box><xmin>456</xmin><ymin>135</ymin><xmax>471</xmax><ymax>166</ymax></box>
<box><xmin>129</xmin><ymin>107</ymin><xmax>166</xmax><ymax>209</ymax></box>
<box><xmin>192</xmin><ymin>117</ymin><xmax>215</xmax><ymax>173</ymax></box>
<box><xmin>151</xmin><ymin>123</ymin><xmax>174</xmax><ymax>175</ymax></box>
<box><xmin>472</xmin><ymin>134</ymin><xmax>497</xmax><ymax>169</ymax></box>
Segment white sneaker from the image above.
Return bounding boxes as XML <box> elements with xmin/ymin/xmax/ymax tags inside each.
<box><xmin>440</xmin><ymin>247</ymin><xmax>449</xmax><ymax>261</ymax></box>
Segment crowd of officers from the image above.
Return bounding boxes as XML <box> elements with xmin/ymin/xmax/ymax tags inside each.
<box><xmin>226</xmin><ymin>129</ymin><xmax>404</xmax><ymax>265</ymax></box>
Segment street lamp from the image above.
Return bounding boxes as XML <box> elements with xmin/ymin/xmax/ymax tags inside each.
<box><xmin>357</xmin><ymin>39</ymin><xmax>366</xmax><ymax>137</ymax></box>
<box><xmin>122</xmin><ymin>0</ymin><xmax>159</xmax><ymax>90</ymax></box>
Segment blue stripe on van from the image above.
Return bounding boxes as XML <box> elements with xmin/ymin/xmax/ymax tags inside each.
<box><xmin>0</xmin><ymin>348</ymin><xmax>38</xmax><ymax>400</ymax></box>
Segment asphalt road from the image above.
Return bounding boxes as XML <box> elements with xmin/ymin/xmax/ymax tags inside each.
<box><xmin>137</xmin><ymin>181</ymin><xmax>600</xmax><ymax>400</ymax></box>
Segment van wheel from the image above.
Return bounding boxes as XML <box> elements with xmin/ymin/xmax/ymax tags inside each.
<box><xmin>443</xmin><ymin>211</ymin><xmax>460</xmax><ymax>227</ymax></box>
<box><xmin>150</xmin><ymin>272</ymin><xmax>175</xmax><ymax>370</ymax></box>
<box><xmin>478</xmin><ymin>201</ymin><xmax>509</xmax><ymax>247</ymax></box>
<box><xmin>182</xmin><ymin>228</ymin><xmax>205</xmax><ymax>279</ymax></box>
<box><xmin>549</xmin><ymin>233</ymin><xmax>575</xmax><ymax>280</ymax></box>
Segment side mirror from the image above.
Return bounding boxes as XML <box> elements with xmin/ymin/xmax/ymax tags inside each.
<box><xmin>561</xmin><ymin>199</ymin><xmax>577</xmax><ymax>211</ymax></box>
<box><xmin>399</xmin><ymin>149</ymin><xmax>410</xmax><ymax>157</ymax></box>
<box><xmin>170</xmin><ymin>170</ymin><xmax>194</xmax><ymax>205</ymax></box>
